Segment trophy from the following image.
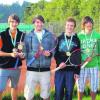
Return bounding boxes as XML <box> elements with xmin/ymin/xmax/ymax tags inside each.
<box><xmin>18</xmin><ymin>42</ymin><xmax>25</xmax><ymax>59</ymax></box>
<box><xmin>17</xmin><ymin>42</ymin><xmax>24</xmax><ymax>52</ymax></box>
<box><xmin>12</xmin><ymin>42</ymin><xmax>24</xmax><ymax>59</ymax></box>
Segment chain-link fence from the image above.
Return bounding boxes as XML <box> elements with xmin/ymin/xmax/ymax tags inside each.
<box><xmin>0</xmin><ymin>19</ymin><xmax>100</xmax><ymax>34</ymax></box>
<box><xmin>45</xmin><ymin>20</ymin><xmax>100</xmax><ymax>36</ymax></box>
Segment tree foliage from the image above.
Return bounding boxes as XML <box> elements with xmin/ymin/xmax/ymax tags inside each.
<box><xmin>24</xmin><ymin>0</ymin><xmax>100</xmax><ymax>23</ymax></box>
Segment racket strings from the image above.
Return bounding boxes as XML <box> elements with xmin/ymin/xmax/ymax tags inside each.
<box><xmin>63</xmin><ymin>49</ymin><xmax>81</xmax><ymax>66</ymax></box>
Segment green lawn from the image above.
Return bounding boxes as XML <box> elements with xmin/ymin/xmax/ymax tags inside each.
<box><xmin>73</xmin><ymin>95</ymin><xmax>100</xmax><ymax>100</ymax></box>
<box><xmin>2</xmin><ymin>92</ymin><xmax>100</xmax><ymax>100</ymax></box>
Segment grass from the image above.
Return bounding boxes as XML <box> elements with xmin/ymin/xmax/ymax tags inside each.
<box><xmin>2</xmin><ymin>82</ymin><xmax>100</xmax><ymax>100</ymax></box>
<box><xmin>73</xmin><ymin>95</ymin><xmax>100</xmax><ymax>100</ymax></box>
<box><xmin>2</xmin><ymin>92</ymin><xmax>100</xmax><ymax>100</ymax></box>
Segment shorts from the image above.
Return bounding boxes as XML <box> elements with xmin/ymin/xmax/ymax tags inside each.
<box><xmin>24</xmin><ymin>71</ymin><xmax>50</xmax><ymax>100</ymax></box>
<box><xmin>76</xmin><ymin>67</ymin><xmax>99</xmax><ymax>92</ymax></box>
<box><xmin>0</xmin><ymin>69</ymin><xmax>21</xmax><ymax>92</ymax></box>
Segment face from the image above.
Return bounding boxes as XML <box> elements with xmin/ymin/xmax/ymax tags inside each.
<box><xmin>65</xmin><ymin>21</ymin><xmax>75</xmax><ymax>35</ymax></box>
<box><xmin>84</xmin><ymin>22</ymin><xmax>93</xmax><ymax>34</ymax></box>
<box><xmin>34</xmin><ymin>19</ymin><xmax>44</xmax><ymax>32</ymax></box>
<box><xmin>9</xmin><ymin>19</ymin><xmax>19</xmax><ymax>31</ymax></box>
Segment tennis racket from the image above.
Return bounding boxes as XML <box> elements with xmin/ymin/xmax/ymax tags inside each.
<box><xmin>51</xmin><ymin>48</ymin><xmax>81</xmax><ymax>72</ymax></box>
<box><xmin>81</xmin><ymin>39</ymin><xmax>100</xmax><ymax>68</ymax></box>
<box><xmin>27</xmin><ymin>33</ymin><xmax>58</xmax><ymax>67</ymax></box>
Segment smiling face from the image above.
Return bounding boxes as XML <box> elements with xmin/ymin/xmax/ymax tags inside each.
<box><xmin>8</xmin><ymin>14</ymin><xmax>20</xmax><ymax>32</ymax></box>
<box><xmin>65</xmin><ymin>21</ymin><xmax>75</xmax><ymax>36</ymax></box>
<box><xmin>34</xmin><ymin>19</ymin><xmax>44</xmax><ymax>32</ymax></box>
<box><xmin>84</xmin><ymin>22</ymin><xmax>93</xmax><ymax>34</ymax></box>
<box><xmin>9</xmin><ymin>18</ymin><xmax>18</xmax><ymax>31</ymax></box>
<box><xmin>81</xmin><ymin>16</ymin><xmax>94</xmax><ymax>34</ymax></box>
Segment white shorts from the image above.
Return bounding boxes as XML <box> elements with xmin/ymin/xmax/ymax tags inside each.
<box><xmin>76</xmin><ymin>67</ymin><xmax>99</xmax><ymax>92</ymax></box>
<box><xmin>24</xmin><ymin>71</ymin><xmax>50</xmax><ymax>100</ymax></box>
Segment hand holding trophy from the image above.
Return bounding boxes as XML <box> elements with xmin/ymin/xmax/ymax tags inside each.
<box><xmin>12</xmin><ymin>42</ymin><xmax>25</xmax><ymax>59</ymax></box>
<box><xmin>17</xmin><ymin>42</ymin><xmax>25</xmax><ymax>59</ymax></box>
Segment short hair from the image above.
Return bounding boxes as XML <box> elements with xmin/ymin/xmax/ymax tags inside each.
<box><xmin>66</xmin><ymin>17</ymin><xmax>76</xmax><ymax>28</ymax></box>
<box><xmin>8</xmin><ymin>14</ymin><xmax>20</xmax><ymax>23</ymax></box>
<box><xmin>81</xmin><ymin>16</ymin><xmax>94</xmax><ymax>29</ymax></box>
<box><xmin>33</xmin><ymin>15</ymin><xmax>45</xmax><ymax>23</ymax></box>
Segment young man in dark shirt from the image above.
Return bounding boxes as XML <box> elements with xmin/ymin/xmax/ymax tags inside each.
<box><xmin>0</xmin><ymin>14</ymin><xmax>24</xmax><ymax>100</ymax></box>
<box><xmin>54</xmin><ymin>17</ymin><xmax>81</xmax><ymax>100</ymax></box>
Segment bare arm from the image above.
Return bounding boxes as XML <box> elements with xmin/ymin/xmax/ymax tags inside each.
<box><xmin>0</xmin><ymin>51</ymin><xmax>17</xmax><ymax>57</ymax></box>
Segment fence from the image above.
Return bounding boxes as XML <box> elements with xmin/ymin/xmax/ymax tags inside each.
<box><xmin>45</xmin><ymin>20</ymin><xmax>100</xmax><ymax>35</ymax></box>
<box><xmin>0</xmin><ymin>23</ymin><xmax>33</xmax><ymax>32</ymax></box>
<box><xmin>0</xmin><ymin>20</ymin><xmax>100</xmax><ymax>34</ymax></box>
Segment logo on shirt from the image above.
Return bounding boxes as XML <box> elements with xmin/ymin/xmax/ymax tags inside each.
<box><xmin>59</xmin><ymin>39</ymin><xmax>77</xmax><ymax>52</ymax></box>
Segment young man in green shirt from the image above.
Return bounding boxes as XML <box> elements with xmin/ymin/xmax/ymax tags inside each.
<box><xmin>77</xmin><ymin>16</ymin><xmax>100</xmax><ymax>100</ymax></box>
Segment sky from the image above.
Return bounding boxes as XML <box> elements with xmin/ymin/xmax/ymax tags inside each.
<box><xmin>0</xmin><ymin>0</ymin><xmax>51</xmax><ymax>5</ymax></box>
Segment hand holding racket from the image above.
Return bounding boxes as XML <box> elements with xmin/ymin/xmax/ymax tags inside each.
<box><xmin>81</xmin><ymin>57</ymin><xmax>92</xmax><ymax>68</ymax></box>
<box><xmin>43</xmin><ymin>50</ymin><xmax>51</xmax><ymax>57</ymax></box>
<box><xmin>27</xmin><ymin>46</ymin><xmax>53</xmax><ymax>66</ymax></box>
<box><xmin>81</xmin><ymin>39</ymin><xmax>100</xmax><ymax>68</ymax></box>
<box><xmin>51</xmin><ymin>62</ymin><xmax>66</xmax><ymax>73</ymax></box>
<box><xmin>27</xmin><ymin>33</ymin><xmax>58</xmax><ymax>67</ymax></box>
<box><xmin>51</xmin><ymin>48</ymin><xmax>81</xmax><ymax>72</ymax></box>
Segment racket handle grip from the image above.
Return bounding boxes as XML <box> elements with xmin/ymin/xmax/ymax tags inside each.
<box><xmin>27</xmin><ymin>57</ymin><xmax>35</xmax><ymax>67</ymax></box>
<box><xmin>14</xmin><ymin>58</ymin><xmax>19</xmax><ymax>69</ymax></box>
<box><xmin>51</xmin><ymin>66</ymin><xmax>61</xmax><ymax>72</ymax></box>
<box><xmin>81</xmin><ymin>61</ymin><xmax>89</xmax><ymax>68</ymax></box>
